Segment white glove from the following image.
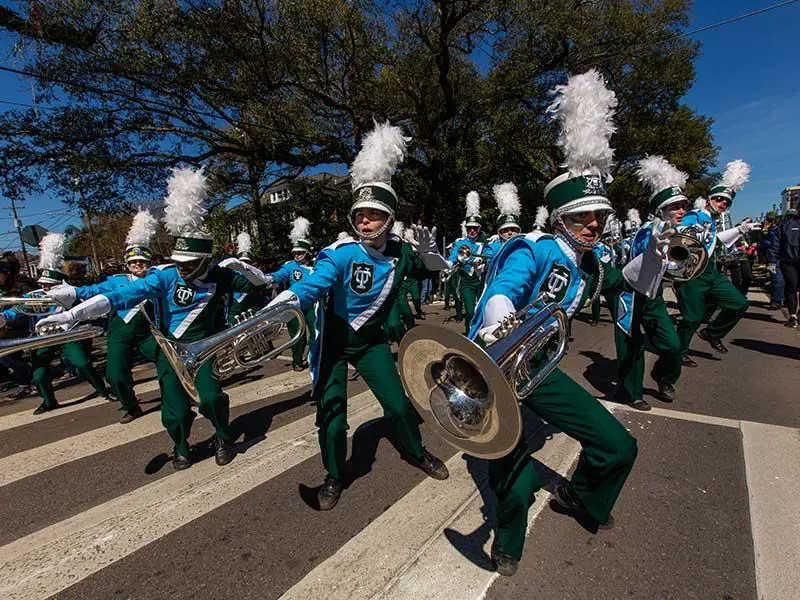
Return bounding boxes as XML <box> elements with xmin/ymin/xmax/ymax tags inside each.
<box><xmin>46</xmin><ymin>284</ymin><xmax>78</xmax><ymax>309</ymax></box>
<box><xmin>767</xmin><ymin>263</ymin><xmax>777</xmax><ymax>274</ymax></box>
<box><xmin>266</xmin><ymin>289</ymin><xmax>301</xmax><ymax>310</ymax></box>
<box><xmin>648</xmin><ymin>218</ymin><xmax>674</xmax><ymax>259</ymax></box>
<box><xmin>622</xmin><ymin>219</ymin><xmax>670</xmax><ymax>299</ymax></box>
<box><xmin>477</xmin><ymin>324</ymin><xmax>499</xmax><ymax>345</ymax></box>
<box><xmin>35</xmin><ymin>294</ymin><xmax>111</xmax><ymax>334</ymax></box>
<box><xmin>411</xmin><ymin>225</ymin><xmax>450</xmax><ymax>271</ymax></box>
<box><xmin>219</xmin><ymin>257</ymin><xmax>272</xmax><ymax>285</ymax></box>
<box><xmin>737</xmin><ymin>218</ymin><xmax>761</xmax><ymax>235</ymax></box>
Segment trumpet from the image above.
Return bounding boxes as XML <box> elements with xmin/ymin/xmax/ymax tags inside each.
<box><xmin>148</xmin><ymin>302</ymin><xmax>306</xmax><ymax>402</ymax></box>
<box><xmin>0</xmin><ymin>293</ymin><xmax>59</xmax><ymax>316</ymax></box>
<box><xmin>0</xmin><ymin>324</ymin><xmax>104</xmax><ymax>359</ymax></box>
<box><xmin>456</xmin><ymin>245</ymin><xmax>489</xmax><ymax>262</ymax></box>
<box><xmin>398</xmin><ymin>294</ymin><xmax>568</xmax><ymax>459</ymax></box>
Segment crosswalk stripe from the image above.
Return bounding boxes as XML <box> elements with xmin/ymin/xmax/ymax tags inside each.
<box><xmin>0</xmin><ymin>389</ymin><xmax>380</xmax><ymax>600</ymax></box>
<box><xmin>0</xmin><ymin>379</ymin><xmax>161</xmax><ymax>433</ymax></box>
<box><xmin>280</xmin><ymin>423</ymin><xmax>581</xmax><ymax>600</ymax></box>
<box><xmin>0</xmin><ymin>369</ymin><xmax>311</xmax><ymax>487</ymax></box>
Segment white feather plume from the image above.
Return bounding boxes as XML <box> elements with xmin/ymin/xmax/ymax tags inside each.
<box><xmin>465</xmin><ymin>191</ymin><xmax>480</xmax><ymax>217</ymax></box>
<box><xmin>534</xmin><ymin>206</ymin><xmax>549</xmax><ymax>229</ymax></box>
<box><xmin>636</xmin><ymin>155</ymin><xmax>688</xmax><ymax>194</ymax></box>
<box><xmin>460</xmin><ymin>221</ymin><xmax>467</xmax><ymax>238</ymax></box>
<box><xmin>289</xmin><ymin>216</ymin><xmax>311</xmax><ymax>244</ymax></box>
<box><xmin>720</xmin><ymin>159</ymin><xmax>750</xmax><ymax>192</ymax></box>
<box><xmin>126</xmin><ymin>209</ymin><xmax>157</xmax><ymax>248</ymax></box>
<box><xmin>236</xmin><ymin>231</ymin><xmax>252</xmax><ymax>256</ymax></box>
<box><xmin>547</xmin><ymin>69</ymin><xmax>618</xmax><ymax>177</ymax></box>
<box><xmin>350</xmin><ymin>120</ymin><xmax>410</xmax><ymax>189</ymax></box>
<box><xmin>391</xmin><ymin>220</ymin><xmax>405</xmax><ymax>238</ymax></box>
<box><xmin>694</xmin><ymin>197</ymin><xmax>707</xmax><ymax>210</ymax></box>
<box><xmin>163</xmin><ymin>167</ymin><xmax>209</xmax><ymax>236</ymax></box>
<box><xmin>337</xmin><ymin>231</ymin><xmax>352</xmax><ymax>241</ymax></box>
<box><xmin>493</xmin><ymin>183</ymin><xmax>520</xmax><ymax>216</ymax></box>
<box><xmin>626</xmin><ymin>209</ymin><xmax>641</xmax><ymax>228</ymax></box>
<box><xmin>39</xmin><ymin>232</ymin><xmax>65</xmax><ymax>271</ymax></box>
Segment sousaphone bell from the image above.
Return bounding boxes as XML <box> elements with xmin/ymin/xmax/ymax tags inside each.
<box><xmin>398</xmin><ymin>297</ymin><xmax>568</xmax><ymax>459</ymax></box>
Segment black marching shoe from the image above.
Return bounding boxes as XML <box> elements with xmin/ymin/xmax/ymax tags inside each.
<box><xmin>629</xmin><ymin>398</ymin><xmax>652</xmax><ymax>411</ymax></box>
<box><xmin>655</xmin><ymin>381</ymin><xmax>676</xmax><ymax>402</ymax></box>
<box><xmin>490</xmin><ymin>539</ymin><xmax>519</xmax><ymax>577</ymax></box>
<box><xmin>318</xmin><ymin>474</ymin><xmax>344</xmax><ymax>511</ymax></box>
<box><xmin>33</xmin><ymin>403</ymin><xmax>57</xmax><ymax>415</ymax></box>
<box><xmin>172</xmin><ymin>453</ymin><xmax>193</xmax><ymax>471</ymax></box>
<box><xmin>697</xmin><ymin>328</ymin><xmax>728</xmax><ymax>354</ymax></box>
<box><xmin>552</xmin><ymin>483</ymin><xmax>614</xmax><ymax>530</ymax></box>
<box><xmin>411</xmin><ymin>449</ymin><xmax>450</xmax><ymax>480</ymax></box>
<box><xmin>682</xmin><ymin>357</ymin><xmax>698</xmax><ymax>368</ymax></box>
<box><xmin>785</xmin><ymin>316</ymin><xmax>798</xmax><ymax>328</ymax></box>
<box><xmin>214</xmin><ymin>435</ymin><xmax>237</xmax><ymax>466</ymax></box>
<box><xmin>119</xmin><ymin>405</ymin><xmax>144</xmax><ymax>424</ymax></box>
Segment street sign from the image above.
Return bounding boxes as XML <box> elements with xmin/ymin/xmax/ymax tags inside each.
<box><xmin>20</xmin><ymin>224</ymin><xmax>48</xmax><ymax>247</ymax></box>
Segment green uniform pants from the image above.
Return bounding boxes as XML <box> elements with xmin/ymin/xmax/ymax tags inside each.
<box><xmin>459</xmin><ymin>272</ymin><xmax>481</xmax><ymax>335</ymax></box>
<box><xmin>590</xmin><ymin>296</ymin><xmax>601</xmax><ymax>323</ymax></box>
<box><xmin>32</xmin><ymin>341</ymin><xmax>108</xmax><ymax>409</ymax></box>
<box><xmin>489</xmin><ymin>368</ymin><xmax>637</xmax><ymax>560</ymax></box>
<box><xmin>445</xmin><ymin>273</ymin><xmax>462</xmax><ymax>318</ymax></box>
<box><xmin>287</xmin><ymin>307</ymin><xmax>316</xmax><ymax>368</ymax></box>
<box><xmin>155</xmin><ymin>350</ymin><xmax>233</xmax><ymax>458</ymax></box>
<box><xmin>313</xmin><ymin>341</ymin><xmax>425</xmax><ymax>482</ymax></box>
<box><xmin>408</xmin><ymin>278</ymin><xmax>422</xmax><ymax>314</ymax></box>
<box><xmin>674</xmin><ymin>264</ymin><xmax>748</xmax><ymax>358</ymax></box>
<box><xmin>613</xmin><ymin>294</ymin><xmax>682</xmax><ymax>403</ymax></box>
<box><xmin>106</xmin><ymin>335</ymin><xmax>158</xmax><ymax>413</ymax></box>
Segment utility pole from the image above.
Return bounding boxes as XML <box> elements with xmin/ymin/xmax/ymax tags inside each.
<box><xmin>9</xmin><ymin>196</ymin><xmax>31</xmax><ymax>274</ymax></box>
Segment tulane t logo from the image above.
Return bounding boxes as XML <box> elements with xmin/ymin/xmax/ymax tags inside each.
<box><xmin>350</xmin><ymin>262</ymin><xmax>374</xmax><ymax>294</ymax></box>
<box><xmin>173</xmin><ymin>283</ymin><xmax>196</xmax><ymax>307</ymax></box>
<box><xmin>543</xmin><ymin>263</ymin><xmax>571</xmax><ymax>303</ymax></box>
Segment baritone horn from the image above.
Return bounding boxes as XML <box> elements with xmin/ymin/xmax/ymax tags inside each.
<box><xmin>398</xmin><ymin>295</ymin><xmax>568</xmax><ymax>459</ymax></box>
<box><xmin>662</xmin><ymin>225</ymin><xmax>710</xmax><ymax>282</ymax></box>
<box><xmin>0</xmin><ymin>323</ymin><xmax>104</xmax><ymax>359</ymax></box>
<box><xmin>0</xmin><ymin>293</ymin><xmax>60</xmax><ymax>316</ymax></box>
<box><xmin>148</xmin><ymin>302</ymin><xmax>306</xmax><ymax>402</ymax></box>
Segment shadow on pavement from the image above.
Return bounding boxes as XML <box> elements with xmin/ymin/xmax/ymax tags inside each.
<box><xmin>731</xmin><ymin>338</ymin><xmax>800</xmax><ymax>360</ymax></box>
<box><xmin>579</xmin><ymin>350</ymin><xmax>617</xmax><ymax>399</ymax></box>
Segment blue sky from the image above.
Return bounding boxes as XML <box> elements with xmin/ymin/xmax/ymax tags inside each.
<box><xmin>1</xmin><ymin>0</ymin><xmax>799</xmax><ymax>249</ymax></box>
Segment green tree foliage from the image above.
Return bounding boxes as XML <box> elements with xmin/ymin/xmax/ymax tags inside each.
<box><xmin>1</xmin><ymin>0</ymin><xmax>718</xmax><ymax>252</ymax></box>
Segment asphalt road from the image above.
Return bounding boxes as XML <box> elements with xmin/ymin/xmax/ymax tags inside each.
<box><xmin>0</xmin><ymin>292</ymin><xmax>797</xmax><ymax>600</ymax></box>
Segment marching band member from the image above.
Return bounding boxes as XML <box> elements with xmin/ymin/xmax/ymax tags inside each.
<box><xmin>235</xmin><ymin>121</ymin><xmax>450</xmax><ymax>510</ymax></box>
<box><xmin>39</xmin><ymin>167</ymin><xmax>266</xmax><ymax>469</ymax></box>
<box><xmin>447</xmin><ymin>192</ymin><xmax>487</xmax><ymax>334</ymax></box>
<box><xmin>3</xmin><ymin>233</ymin><xmax>111</xmax><ymax>415</ymax></box>
<box><xmin>464</xmin><ymin>71</ymin><xmax>670</xmax><ymax>575</ymax></box>
<box><xmin>226</xmin><ymin>231</ymin><xmax>268</xmax><ymax>327</ymax></box>
<box><xmin>65</xmin><ymin>209</ymin><xmax>160</xmax><ymax>423</ymax></box>
<box><xmin>608</xmin><ymin>156</ymin><xmax>691</xmax><ymax>410</ymax></box>
<box><xmin>673</xmin><ymin>160</ymin><xmax>758</xmax><ymax>364</ymax></box>
<box><xmin>484</xmin><ymin>183</ymin><xmax>522</xmax><ymax>263</ymax></box>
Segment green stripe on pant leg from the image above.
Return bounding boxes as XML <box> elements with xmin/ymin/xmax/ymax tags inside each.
<box><xmin>31</xmin><ymin>346</ymin><xmax>59</xmax><ymax>408</ymax></box>
<box><xmin>155</xmin><ymin>351</ymin><xmax>195</xmax><ymax>458</ymax></box>
<box><xmin>313</xmin><ymin>352</ymin><xmax>350</xmax><ymax>482</ymax></box>
<box><xmin>354</xmin><ymin>342</ymin><xmax>424</xmax><ymax>460</ymax></box>
<box><xmin>524</xmin><ymin>368</ymin><xmax>637</xmax><ymax>524</ymax></box>
<box><xmin>674</xmin><ymin>268</ymin><xmax>713</xmax><ymax>358</ymax></box>
<box><xmin>287</xmin><ymin>317</ymin><xmax>306</xmax><ymax>368</ymax></box>
<box><xmin>642</xmin><ymin>296</ymin><xmax>682</xmax><ymax>385</ymax></box>
<box><xmin>488</xmin><ymin>440</ymin><xmax>542</xmax><ymax>560</ymax></box>
<box><xmin>61</xmin><ymin>341</ymin><xmax>107</xmax><ymax>396</ymax></box>
<box><xmin>105</xmin><ymin>337</ymin><xmax>137</xmax><ymax>412</ymax></box>
<box><xmin>194</xmin><ymin>360</ymin><xmax>233</xmax><ymax>442</ymax></box>
<box><xmin>614</xmin><ymin>325</ymin><xmax>645</xmax><ymax>403</ymax></box>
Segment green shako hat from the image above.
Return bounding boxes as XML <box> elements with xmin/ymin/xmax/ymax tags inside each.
<box><xmin>289</xmin><ymin>216</ymin><xmax>313</xmax><ymax>253</ymax></box>
<box><xmin>349</xmin><ymin>120</ymin><xmax>409</xmax><ymax>221</ymax></box>
<box><xmin>124</xmin><ymin>208</ymin><xmax>157</xmax><ymax>264</ymax></box>
<box><xmin>163</xmin><ymin>166</ymin><xmax>213</xmax><ymax>262</ymax></box>
<box><xmin>493</xmin><ymin>182</ymin><xmax>521</xmax><ymax>231</ymax></box>
<box><xmin>544</xmin><ymin>69</ymin><xmax>617</xmax><ymax>220</ymax></box>
<box><xmin>709</xmin><ymin>159</ymin><xmax>750</xmax><ymax>206</ymax></box>
<box><xmin>464</xmin><ymin>191</ymin><xmax>483</xmax><ymax>228</ymax></box>
<box><xmin>37</xmin><ymin>232</ymin><xmax>68</xmax><ymax>284</ymax></box>
<box><xmin>636</xmin><ymin>155</ymin><xmax>688</xmax><ymax>214</ymax></box>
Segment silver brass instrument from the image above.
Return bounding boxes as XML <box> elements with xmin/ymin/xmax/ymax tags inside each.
<box><xmin>0</xmin><ymin>293</ymin><xmax>59</xmax><ymax>316</ymax></box>
<box><xmin>663</xmin><ymin>224</ymin><xmax>711</xmax><ymax>282</ymax></box>
<box><xmin>457</xmin><ymin>245</ymin><xmax>489</xmax><ymax>262</ymax></box>
<box><xmin>398</xmin><ymin>296</ymin><xmax>568</xmax><ymax>459</ymax></box>
<box><xmin>0</xmin><ymin>324</ymin><xmax>104</xmax><ymax>359</ymax></box>
<box><xmin>149</xmin><ymin>302</ymin><xmax>306</xmax><ymax>402</ymax></box>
